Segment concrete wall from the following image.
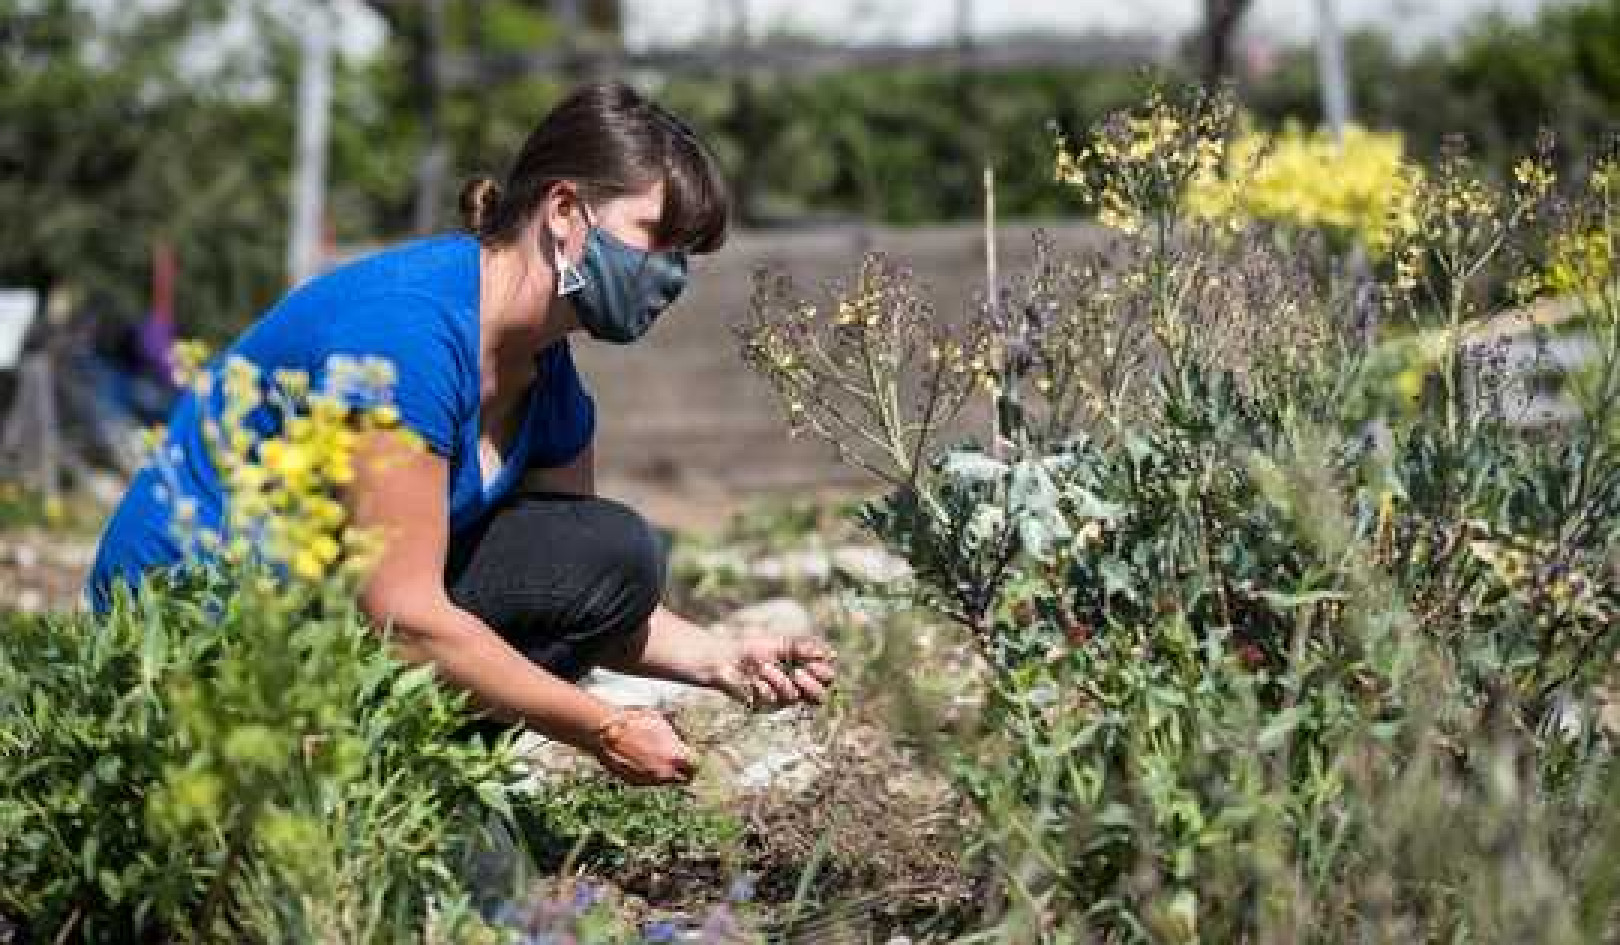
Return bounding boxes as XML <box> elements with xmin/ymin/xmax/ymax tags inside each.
<box><xmin>573</xmin><ymin>221</ymin><xmax>1099</xmax><ymax>526</ymax></box>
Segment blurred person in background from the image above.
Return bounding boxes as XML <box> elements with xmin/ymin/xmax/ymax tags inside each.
<box><xmin>86</xmin><ymin>82</ymin><xmax>836</xmax><ymax>786</ymax></box>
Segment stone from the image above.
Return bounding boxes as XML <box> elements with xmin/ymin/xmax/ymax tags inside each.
<box><xmin>718</xmin><ymin>598</ymin><xmax>815</xmax><ymax>637</ymax></box>
<box><xmin>749</xmin><ymin>549</ymin><xmax>832</xmax><ymax>584</ymax></box>
<box><xmin>830</xmin><ymin>545</ymin><xmax>912</xmax><ymax>585</ymax></box>
<box><xmin>16</xmin><ymin>589</ymin><xmax>43</xmax><ymax>614</ymax></box>
<box><xmin>54</xmin><ymin>541</ymin><xmax>98</xmax><ymax>569</ymax></box>
<box><xmin>734</xmin><ymin>744</ymin><xmax>824</xmax><ymax>791</ymax></box>
<box><xmin>836</xmin><ymin>591</ymin><xmax>910</xmax><ymax>629</ymax></box>
<box><xmin>579</xmin><ymin>668</ymin><xmax>709</xmax><ymax>710</ymax></box>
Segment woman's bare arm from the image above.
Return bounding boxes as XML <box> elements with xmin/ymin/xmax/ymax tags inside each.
<box><xmin>345</xmin><ymin>431</ymin><xmax>696</xmax><ymax>784</ymax></box>
<box><xmin>521</xmin><ymin>441</ymin><xmax>836</xmax><ymax>708</ymax></box>
<box><xmin>601</xmin><ymin>606</ymin><xmax>835</xmax><ymax>709</ymax></box>
<box><xmin>346</xmin><ymin>430</ymin><xmax>615</xmax><ymax>750</ymax></box>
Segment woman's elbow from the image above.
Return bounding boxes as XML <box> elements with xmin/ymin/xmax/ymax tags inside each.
<box><xmin>359</xmin><ymin>580</ymin><xmax>460</xmax><ymax>648</ymax></box>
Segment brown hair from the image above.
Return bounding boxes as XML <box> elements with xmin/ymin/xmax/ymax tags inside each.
<box><xmin>459</xmin><ymin>82</ymin><xmax>729</xmax><ymax>254</ymax></box>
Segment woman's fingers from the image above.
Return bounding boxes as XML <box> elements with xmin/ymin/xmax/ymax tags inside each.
<box><xmin>790</xmin><ymin>667</ymin><xmax>828</xmax><ymax>704</ymax></box>
<box><xmin>753</xmin><ymin>661</ymin><xmax>801</xmax><ymax>706</ymax></box>
<box><xmin>790</xmin><ymin>637</ymin><xmax>837</xmax><ymax>665</ymax></box>
<box><xmin>731</xmin><ymin>635</ymin><xmax>839</xmax><ymax>711</ymax></box>
<box><xmin>790</xmin><ymin>640</ymin><xmax>837</xmax><ymax>683</ymax></box>
<box><xmin>802</xmin><ymin>657</ymin><xmax>836</xmax><ymax>685</ymax></box>
<box><xmin>597</xmin><ymin>708</ymin><xmax>699</xmax><ymax>786</ymax></box>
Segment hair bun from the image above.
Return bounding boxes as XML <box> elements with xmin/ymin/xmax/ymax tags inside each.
<box><xmin>459</xmin><ymin>176</ymin><xmax>502</xmax><ymax>235</ymax></box>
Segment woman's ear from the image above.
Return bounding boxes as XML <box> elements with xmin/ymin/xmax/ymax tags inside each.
<box><xmin>540</xmin><ymin>180</ymin><xmax>586</xmax><ymax>253</ymax></box>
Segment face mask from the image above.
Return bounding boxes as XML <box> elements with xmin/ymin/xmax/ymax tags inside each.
<box><xmin>553</xmin><ymin>214</ymin><xmax>689</xmax><ymax>344</ymax></box>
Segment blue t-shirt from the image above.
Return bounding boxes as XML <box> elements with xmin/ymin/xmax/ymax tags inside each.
<box><xmin>86</xmin><ymin>234</ymin><xmax>595</xmax><ymax>613</ymax></box>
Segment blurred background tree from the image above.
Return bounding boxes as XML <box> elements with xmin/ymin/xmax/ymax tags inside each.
<box><xmin>1197</xmin><ymin>0</ymin><xmax>1257</xmax><ymax>89</ymax></box>
<box><xmin>1246</xmin><ymin>1</ymin><xmax>1619</xmax><ymax>170</ymax></box>
<box><xmin>0</xmin><ymin>0</ymin><xmax>293</xmax><ymax>340</ymax></box>
<box><xmin>352</xmin><ymin>0</ymin><xmax>569</xmax><ymax>236</ymax></box>
<box><xmin>6</xmin><ymin>0</ymin><xmax>1620</xmax><ymax>340</ymax></box>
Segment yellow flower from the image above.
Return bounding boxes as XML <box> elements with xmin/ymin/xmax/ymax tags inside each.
<box><xmin>292</xmin><ymin>548</ymin><xmax>326</xmax><ymax>582</ymax></box>
<box><xmin>1395</xmin><ymin>366</ymin><xmax>1425</xmax><ymax>404</ymax></box>
<box><xmin>1187</xmin><ymin>122</ymin><xmax>1418</xmax><ymax>257</ymax></box>
<box><xmin>260</xmin><ymin>440</ymin><xmax>313</xmax><ymax>484</ymax></box>
<box><xmin>173</xmin><ymin>359</ymin><xmax>427</xmax><ymax>589</ymax></box>
<box><xmin>1546</xmin><ymin>229</ymin><xmax>1614</xmax><ymax>298</ymax></box>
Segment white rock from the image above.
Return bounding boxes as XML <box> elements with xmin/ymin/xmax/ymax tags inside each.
<box><xmin>17</xmin><ymin>589</ymin><xmax>43</xmax><ymax>613</ymax></box>
<box><xmin>12</xmin><ymin>545</ymin><xmax>38</xmax><ymax>571</ymax></box>
<box><xmin>735</xmin><ymin>744</ymin><xmax>824</xmax><ymax>791</ymax></box>
<box><xmin>81</xmin><ymin>471</ymin><xmax>127</xmax><ymax>508</ymax></box>
<box><xmin>579</xmin><ymin>668</ymin><xmax>707</xmax><ymax>709</ymax></box>
<box><xmin>750</xmin><ymin>549</ymin><xmax>832</xmax><ymax>584</ymax></box>
<box><xmin>720</xmin><ymin>598</ymin><xmax>815</xmax><ymax>637</ymax></box>
<box><xmin>831</xmin><ymin>545</ymin><xmax>912</xmax><ymax>585</ymax></box>
<box><xmin>837</xmin><ymin>591</ymin><xmax>908</xmax><ymax>627</ymax></box>
<box><xmin>54</xmin><ymin>542</ymin><xmax>98</xmax><ymax>569</ymax></box>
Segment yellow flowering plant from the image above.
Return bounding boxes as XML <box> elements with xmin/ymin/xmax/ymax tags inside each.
<box><xmin>173</xmin><ymin>351</ymin><xmax>419</xmax><ymax>589</ymax></box>
<box><xmin>0</xmin><ymin>347</ymin><xmax>525</xmax><ymax>940</ymax></box>
<box><xmin>1055</xmin><ymin>90</ymin><xmax>1232</xmax><ymax>242</ymax></box>
<box><xmin>1185</xmin><ymin>121</ymin><xmax>1422</xmax><ymax>258</ymax></box>
<box><xmin>1050</xmin><ymin>91</ymin><xmax>1340</xmax><ymax>404</ymax></box>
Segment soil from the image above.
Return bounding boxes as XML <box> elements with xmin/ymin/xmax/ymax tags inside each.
<box><xmin>0</xmin><ymin>528</ymin><xmax>96</xmax><ymax>613</ymax></box>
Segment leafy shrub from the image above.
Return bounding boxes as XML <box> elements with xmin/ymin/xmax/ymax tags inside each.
<box><xmin>742</xmin><ymin>90</ymin><xmax>1620</xmax><ymax>941</ymax></box>
<box><xmin>0</xmin><ymin>579</ymin><xmax>520</xmax><ymax>942</ymax></box>
<box><xmin>515</xmin><ymin>774</ymin><xmax>743</xmax><ymax>873</ymax></box>
<box><xmin>0</xmin><ymin>355</ymin><xmax>525</xmax><ymax>942</ymax></box>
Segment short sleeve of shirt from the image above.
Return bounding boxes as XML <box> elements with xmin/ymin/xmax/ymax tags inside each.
<box><xmin>526</xmin><ymin>340</ymin><xmax>596</xmax><ymax>469</ymax></box>
<box><xmin>318</xmin><ymin>292</ymin><xmax>472</xmax><ymax>457</ymax></box>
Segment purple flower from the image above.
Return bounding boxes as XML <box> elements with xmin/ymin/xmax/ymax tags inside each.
<box><xmin>726</xmin><ymin>875</ymin><xmax>757</xmax><ymax>903</ymax></box>
<box><xmin>643</xmin><ymin>920</ymin><xmax>680</xmax><ymax>943</ymax></box>
<box><xmin>570</xmin><ymin>882</ymin><xmax>603</xmax><ymax>912</ymax></box>
<box><xmin>701</xmin><ymin>902</ymin><xmax>741</xmax><ymax>938</ymax></box>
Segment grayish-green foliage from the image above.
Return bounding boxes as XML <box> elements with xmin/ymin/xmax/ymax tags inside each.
<box><xmin>743</xmin><ymin>87</ymin><xmax>1620</xmax><ymax>939</ymax></box>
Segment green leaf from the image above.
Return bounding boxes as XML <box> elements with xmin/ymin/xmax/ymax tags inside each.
<box><xmin>1259</xmin><ymin>589</ymin><xmax>1350</xmax><ymax>611</ymax></box>
<box><xmin>475</xmin><ymin>780</ymin><xmax>514</xmax><ymax>822</ymax></box>
<box><xmin>1257</xmin><ymin>706</ymin><xmax>1308</xmax><ymax>752</ymax></box>
<box><xmin>1094</xmin><ymin>803</ymin><xmax>1136</xmax><ymax>830</ymax></box>
<box><xmin>1100</xmin><ymin>557</ymin><xmax>1135</xmax><ymax>597</ymax></box>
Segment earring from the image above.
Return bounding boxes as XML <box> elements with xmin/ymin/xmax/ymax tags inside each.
<box><xmin>554</xmin><ymin>238</ymin><xmax>586</xmax><ymax>297</ymax></box>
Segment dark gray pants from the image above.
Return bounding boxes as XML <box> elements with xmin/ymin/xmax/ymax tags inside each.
<box><xmin>445</xmin><ymin>492</ymin><xmax>666</xmax><ymax>683</ymax></box>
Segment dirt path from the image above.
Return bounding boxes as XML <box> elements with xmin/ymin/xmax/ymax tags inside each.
<box><xmin>0</xmin><ymin>529</ymin><xmax>96</xmax><ymax>613</ymax></box>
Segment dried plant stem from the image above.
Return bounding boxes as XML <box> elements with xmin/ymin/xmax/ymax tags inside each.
<box><xmin>984</xmin><ymin>164</ymin><xmax>1004</xmax><ymax>460</ymax></box>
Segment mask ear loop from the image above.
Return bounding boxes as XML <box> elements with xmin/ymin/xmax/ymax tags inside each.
<box><xmin>554</xmin><ymin>235</ymin><xmax>586</xmax><ymax>297</ymax></box>
<box><xmin>553</xmin><ymin>201</ymin><xmax>595</xmax><ymax>297</ymax></box>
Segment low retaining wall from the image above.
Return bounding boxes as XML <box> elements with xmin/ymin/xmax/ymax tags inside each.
<box><xmin>574</xmin><ymin>220</ymin><xmax>1100</xmax><ymax>522</ymax></box>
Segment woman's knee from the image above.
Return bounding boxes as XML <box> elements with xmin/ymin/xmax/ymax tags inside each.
<box><xmin>567</xmin><ymin>496</ymin><xmax>666</xmax><ymax>631</ymax></box>
<box><xmin>445</xmin><ymin>492</ymin><xmax>667</xmax><ymax>654</ymax></box>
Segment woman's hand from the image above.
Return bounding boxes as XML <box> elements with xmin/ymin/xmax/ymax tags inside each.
<box><xmin>711</xmin><ymin>634</ymin><xmax>838</xmax><ymax>711</ymax></box>
<box><xmin>592</xmin><ymin>707</ymin><xmax>698</xmax><ymax>786</ymax></box>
